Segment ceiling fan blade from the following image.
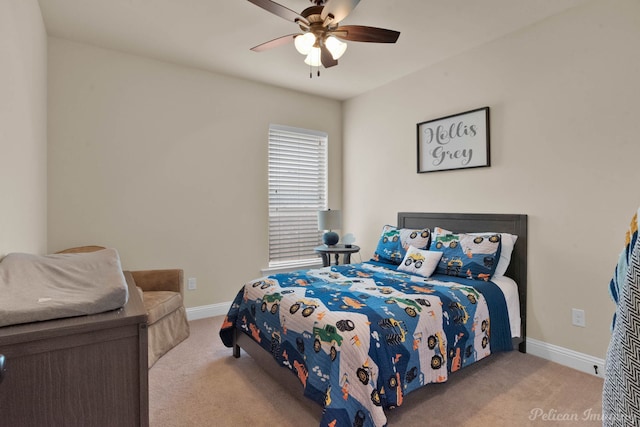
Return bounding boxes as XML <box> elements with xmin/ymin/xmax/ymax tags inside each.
<box><xmin>250</xmin><ymin>34</ymin><xmax>298</xmax><ymax>52</ymax></box>
<box><xmin>333</xmin><ymin>25</ymin><xmax>400</xmax><ymax>43</ymax></box>
<box><xmin>321</xmin><ymin>0</ymin><xmax>360</xmax><ymax>25</ymax></box>
<box><xmin>247</xmin><ymin>0</ymin><xmax>308</xmax><ymax>25</ymax></box>
<box><xmin>320</xmin><ymin>45</ymin><xmax>338</xmax><ymax>68</ymax></box>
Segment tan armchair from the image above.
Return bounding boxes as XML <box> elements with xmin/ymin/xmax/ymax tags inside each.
<box><xmin>56</xmin><ymin>246</ymin><xmax>190</xmax><ymax>367</ymax></box>
<box><xmin>128</xmin><ymin>269</ymin><xmax>190</xmax><ymax>366</ymax></box>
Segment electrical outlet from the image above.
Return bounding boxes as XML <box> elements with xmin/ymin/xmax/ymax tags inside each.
<box><xmin>572</xmin><ymin>308</ymin><xmax>585</xmax><ymax>327</ymax></box>
<box><xmin>187</xmin><ymin>277</ymin><xmax>197</xmax><ymax>291</ymax></box>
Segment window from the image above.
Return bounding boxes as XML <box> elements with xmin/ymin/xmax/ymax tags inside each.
<box><xmin>268</xmin><ymin>124</ymin><xmax>328</xmax><ymax>268</ymax></box>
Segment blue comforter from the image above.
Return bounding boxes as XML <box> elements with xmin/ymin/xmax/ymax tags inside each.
<box><xmin>220</xmin><ymin>262</ymin><xmax>511</xmax><ymax>427</ymax></box>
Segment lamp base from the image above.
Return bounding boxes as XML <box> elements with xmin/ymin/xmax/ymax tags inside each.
<box><xmin>323</xmin><ymin>231</ymin><xmax>339</xmax><ymax>246</ymax></box>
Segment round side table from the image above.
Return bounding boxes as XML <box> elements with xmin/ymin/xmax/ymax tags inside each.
<box><xmin>314</xmin><ymin>244</ymin><xmax>360</xmax><ymax>267</ymax></box>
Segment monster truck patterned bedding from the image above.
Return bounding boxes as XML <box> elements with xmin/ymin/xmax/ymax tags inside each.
<box><xmin>219</xmin><ymin>262</ymin><xmax>512</xmax><ymax>427</ymax></box>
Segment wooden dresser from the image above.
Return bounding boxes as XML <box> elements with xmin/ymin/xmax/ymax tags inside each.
<box><xmin>0</xmin><ymin>276</ymin><xmax>148</xmax><ymax>427</ymax></box>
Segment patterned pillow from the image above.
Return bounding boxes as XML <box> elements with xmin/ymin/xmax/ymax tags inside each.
<box><xmin>433</xmin><ymin>227</ymin><xmax>516</xmax><ymax>278</ymax></box>
<box><xmin>398</xmin><ymin>246</ymin><xmax>443</xmax><ymax>277</ymax></box>
<box><xmin>430</xmin><ymin>231</ymin><xmax>502</xmax><ymax>280</ymax></box>
<box><xmin>472</xmin><ymin>232</ymin><xmax>517</xmax><ymax>277</ymax></box>
<box><xmin>373</xmin><ymin>225</ymin><xmax>431</xmax><ymax>265</ymax></box>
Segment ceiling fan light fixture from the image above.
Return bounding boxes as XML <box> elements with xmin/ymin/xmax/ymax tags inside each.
<box><xmin>304</xmin><ymin>47</ymin><xmax>322</xmax><ymax>66</ymax></box>
<box><xmin>294</xmin><ymin>32</ymin><xmax>316</xmax><ymax>55</ymax></box>
<box><xmin>248</xmin><ymin>0</ymin><xmax>400</xmax><ymax>75</ymax></box>
<box><xmin>325</xmin><ymin>35</ymin><xmax>347</xmax><ymax>60</ymax></box>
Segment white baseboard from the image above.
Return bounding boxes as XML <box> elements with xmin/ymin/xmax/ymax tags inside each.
<box><xmin>526</xmin><ymin>337</ymin><xmax>605</xmax><ymax>378</ymax></box>
<box><xmin>185</xmin><ymin>302</ymin><xmax>606</xmax><ymax>378</ymax></box>
<box><xmin>186</xmin><ymin>302</ymin><xmax>231</xmax><ymax>321</ymax></box>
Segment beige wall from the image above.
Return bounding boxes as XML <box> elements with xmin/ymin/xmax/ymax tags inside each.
<box><xmin>47</xmin><ymin>38</ymin><xmax>342</xmax><ymax>307</ymax></box>
<box><xmin>41</xmin><ymin>0</ymin><xmax>638</xmax><ymax>359</ymax></box>
<box><xmin>0</xmin><ymin>0</ymin><xmax>48</xmax><ymax>255</ymax></box>
<box><xmin>342</xmin><ymin>0</ymin><xmax>640</xmax><ymax>359</ymax></box>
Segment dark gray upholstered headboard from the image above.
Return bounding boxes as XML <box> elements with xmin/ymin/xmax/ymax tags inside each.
<box><xmin>397</xmin><ymin>212</ymin><xmax>528</xmax><ymax>352</ymax></box>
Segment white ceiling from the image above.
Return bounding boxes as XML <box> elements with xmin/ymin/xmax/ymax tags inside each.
<box><xmin>38</xmin><ymin>0</ymin><xmax>588</xmax><ymax>101</ymax></box>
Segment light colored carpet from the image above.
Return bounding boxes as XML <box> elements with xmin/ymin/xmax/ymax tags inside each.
<box><xmin>149</xmin><ymin>316</ymin><xmax>604</xmax><ymax>426</ymax></box>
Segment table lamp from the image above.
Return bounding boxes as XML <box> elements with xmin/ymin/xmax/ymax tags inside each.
<box><xmin>318</xmin><ymin>209</ymin><xmax>341</xmax><ymax>246</ymax></box>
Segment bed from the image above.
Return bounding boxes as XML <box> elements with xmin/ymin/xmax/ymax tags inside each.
<box><xmin>220</xmin><ymin>212</ymin><xmax>527</xmax><ymax>427</ymax></box>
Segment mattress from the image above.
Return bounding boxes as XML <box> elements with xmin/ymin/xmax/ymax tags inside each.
<box><xmin>491</xmin><ymin>275</ymin><xmax>521</xmax><ymax>338</ymax></box>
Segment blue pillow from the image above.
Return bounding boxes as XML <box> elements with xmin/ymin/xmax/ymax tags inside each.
<box><xmin>430</xmin><ymin>232</ymin><xmax>501</xmax><ymax>280</ymax></box>
<box><xmin>373</xmin><ymin>225</ymin><xmax>431</xmax><ymax>265</ymax></box>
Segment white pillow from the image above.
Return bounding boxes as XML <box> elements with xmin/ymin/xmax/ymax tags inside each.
<box><xmin>432</xmin><ymin>227</ymin><xmax>517</xmax><ymax>278</ymax></box>
<box><xmin>398</xmin><ymin>246</ymin><xmax>443</xmax><ymax>278</ymax></box>
<box><xmin>485</xmin><ymin>233</ymin><xmax>517</xmax><ymax>277</ymax></box>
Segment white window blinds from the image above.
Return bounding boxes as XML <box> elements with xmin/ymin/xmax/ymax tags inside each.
<box><xmin>268</xmin><ymin>124</ymin><xmax>327</xmax><ymax>267</ymax></box>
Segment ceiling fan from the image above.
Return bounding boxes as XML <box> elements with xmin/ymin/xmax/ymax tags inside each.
<box><xmin>248</xmin><ymin>0</ymin><xmax>400</xmax><ymax>76</ymax></box>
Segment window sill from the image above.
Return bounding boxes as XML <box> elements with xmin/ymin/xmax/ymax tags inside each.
<box><xmin>262</xmin><ymin>259</ymin><xmax>323</xmax><ymax>276</ymax></box>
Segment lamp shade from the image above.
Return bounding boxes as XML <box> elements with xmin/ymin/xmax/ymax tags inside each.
<box><xmin>304</xmin><ymin>47</ymin><xmax>322</xmax><ymax>67</ymax></box>
<box><xmin>294</xmin><ymin>33</ymin><xmax>316</xmax><ymax>55</ymax></box>
<box><xmin>317</xmin><ymin>209</ymin><xmax>342</xmax><ymax>231</ymax></box>
<box><xmin>325</xmin><ymin>36</ymin><xmax>347</xmax><ymax>60</ymax></box>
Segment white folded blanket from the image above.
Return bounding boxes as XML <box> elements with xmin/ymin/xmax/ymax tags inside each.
<box><xmin>0</xmin><ymin>248</ymin><xmax>128</xmax><ymax>327</ymax></box>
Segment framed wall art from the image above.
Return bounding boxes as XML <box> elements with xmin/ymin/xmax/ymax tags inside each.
<box><xmin>417</xmin><ymin>107</ymin><xmax>490</xmax><ymax>173</ymax></box>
